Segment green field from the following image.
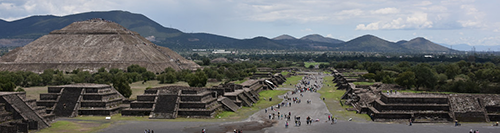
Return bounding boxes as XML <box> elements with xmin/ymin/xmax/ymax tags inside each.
<box><xmin>215</xmin><ymin>90</ymin><xmax>288</xmax><ymax>120</ymax></box>
<box><xmin>233</xmin><ymin>79</ymin><xmax>248</xmax><ymax>84</ymax></box>
<box><xmin>281</xmin><ymin>71</ymin><xmax>289</xmax><ymax>76</ymax></box>
<box><xmin>318</xmin><ymin>76</ymin><xmax>370</xmax><ymax>121</ymax></box>
<box><xmin>352</xmin><ymin>82</ymin><xmax>375</xmax><ymax>86</ymax></box>
<box><xmin>304</xmin><ymin>62</ymin><xmax>328</xmax><ymax>68</ymax></box>
<box><xmin>281</xmin><ymin>75</ymin><xmax>304</xmax><ymax>88</ymax></box>
<box><xmin>398</xmin><ymin>90</ymin><xmax>458</xmax><ymax>94</ymax></box>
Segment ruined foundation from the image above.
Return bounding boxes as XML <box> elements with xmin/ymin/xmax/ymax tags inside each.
<box><xmin>334</xmin><ymin>69</ymin><xmax>500</xmax><ymax>122</ymax></box>
<box><xmin>0</xmin><ymin>92</ymin><xmax>54</xmax><ymax>132</ymax></box>
<box><xmin>36</xmin><ymin>83</ymin><xmax>125</xmax><ymax>117</ymax></box>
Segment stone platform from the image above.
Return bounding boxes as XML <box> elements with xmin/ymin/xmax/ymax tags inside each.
<box><xmin>0</xmin><ymin>92</ymin><xmax>54</xmax><ymax>132</ymax></box>
<box><xmin>36</xmin><ymin>83</ymin><xmax>125</xmax><ymax>117</ymax></box>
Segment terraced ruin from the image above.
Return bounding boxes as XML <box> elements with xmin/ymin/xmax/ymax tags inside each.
<box><xmin>123</xmin><ymin>74</ymin><xmax>287</xmax><ymax>118</ymax></box>
<box><xmin>333</xmin><ymin>69</ymin><xmax>500</xmax><ymax>122</ymax></box>
<box><xmin>0</xmin><ymin>92</ymin><xmax>54</xmax><ymax>132</ymax></box>
<box><xmin>36</xmin><ymin>84</ymin><xmax>125</xmax><ymax>117</ymax></box>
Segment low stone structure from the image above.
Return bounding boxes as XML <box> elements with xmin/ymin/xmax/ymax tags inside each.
<box><xmin>123</xmin><ymin>73</ymin><xmax>287</xmax><ymax>118</ymax></box>
<box><xmin>0</xmin><ymin>92</ymin><xmax>54</xmax><ymax>132</ymax></box>
<box><xmin>122</xmin><ymin>86</ymin><xmax>222</xmax><ymax>119</ymax></box>
<box><xmin>336</xmin><ymin>71</ymin><xmax>500</xmax><ymax>122</ymax></box>
<box><xmin>36</xmin><ymin>84</ymin><xmax>125</xmax><ymax>117</ymax></box>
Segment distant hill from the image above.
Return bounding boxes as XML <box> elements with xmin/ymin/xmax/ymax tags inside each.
<box><xmin>0</xmin><ymin>10</ymin><xmax>459</xmax><ymax>53</ymax></box>
<box><xmin>400</xmin><ymin>37</ymin><xmax>452</xmax><ymax>52</ymax></box>
<box><xmin>0</xmin><ymin>11</ymin><xmax>182</xmax><ymax>41</ymax></box>
<box><xmin>300</xmin><ymin>34</ymin><xmax>344</xmax><ymax>44</ymax></box>
<box><xmin>273</xmin><ymin>34</ymin><xmax>297</xmax><ymax>40</ymax></box>
<box><xmin>0</xmin><ymin>19</ymin><xmax>199</xmax><ymax>73</ymax></box>
<box><xmin>396</xmin><ymin>40</ymin><xmax>408</xmax><ymax>45</ymax></box>
<box><xmin>340</xmin><ymin>35</ymin><xmax>407</xmax><ymax>52</ymax></box>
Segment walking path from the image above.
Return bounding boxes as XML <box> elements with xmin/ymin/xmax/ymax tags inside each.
<box><xmin>97</xmin><ymin>72</ymin><xmax>500</xmax><ymax>133</ymax></box>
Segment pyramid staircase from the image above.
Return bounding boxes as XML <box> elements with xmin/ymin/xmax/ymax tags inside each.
<box><xmin>218</xmin><ymin>97</ymin><xmax>239</xmax><ymax>112</ymax></box>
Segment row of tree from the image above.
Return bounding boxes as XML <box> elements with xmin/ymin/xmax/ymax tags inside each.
<box><xmin>332</xmin><ymin>60</ymin><xmax>500</xmax><ymax>94</ymax></box>
<box><xmin>0</xmin><ymin>65</ymin><xmax>159</xmax><ymax>98</ymax></box>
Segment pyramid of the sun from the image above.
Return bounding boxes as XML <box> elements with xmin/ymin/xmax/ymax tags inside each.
<box><xmin>0</xmin><ymin>19</ymin><xmax>200</xmax><ymax>73</ymax></box>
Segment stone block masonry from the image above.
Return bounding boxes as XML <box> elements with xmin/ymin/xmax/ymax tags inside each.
<box><xmin>36</xmin><ymin>83</ymin><xmax>125</xmax><ymax>117</ymax></box>
<box><xmin>0</xmin><ymin>92</ymin><xmax>54</xmax><ymax>132</ymax></box>
<box><xmin>335</xmin><ymin>69</ymin><xmax>500</xmax><ymax>122</ymax></box>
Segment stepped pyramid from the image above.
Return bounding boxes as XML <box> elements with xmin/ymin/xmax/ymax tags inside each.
<box><xmin>0</xmin><ymin>18</ymin><xmax>200</xmax><ymax>73</ymax></box>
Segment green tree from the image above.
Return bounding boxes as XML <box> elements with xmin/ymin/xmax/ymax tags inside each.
<box><xmin>412</xmin><ymin>64</ymin><xmax>437</xmax><ymax>90</ymax></box>
<box><xmin>187</xmin><ymin>69</ymin><xmax>208</xmax><ymax>87</ymax></box>
<box><xmin>109</xmin><ymin>68</ymin><xmax>122</xmax><ymax>74</ymax></box>
<box><xmin>395</xmin><ymin>71</ymin><xmax>416</xmax><ymax>89</ymax></box>
<box><xmin>366</xmin><ymin>62</ymin><xmax>383</xmax><ymax>73</ymax></box>
<box><xmin>113</xmin><ymin>73</ymin><xmax>132</xmax><ymax>98</ymax></box>
<box><xmin>53</xmin><ymin>72</ymin><xmax>71</xmax><ymax>85</ymax></box>
<box><xmin>362</xmin><ymin>73</ymin><xmax>376</xmax><ymax>80</ymax></box>
<box><xmin>202</xmin><ymin>57</ymin><xmax>211</xmax><ymax>66</ymax></box>
<box><xmin>40</xmin><ymin>69</ymin><xmax>54</xmax><ymax>85</ymax></box>
<box><xmin>71</xmin><ymin>71</ymin><xmax>93</xmax><ymax>83</ymax></box>
<box><xmin>141</xmin><ymin>71</ymin><xmax>156</xmax><ymax>81</ymax></box>
<box><xmin>93</xmin><ymin>71</ymin><xmax>113</xmax><ymax>84</ymax></box>
<box><xmin>158</xmin><ymin>71</ymin><xmax>177</xmax><ymax>84</ymax></box>
<box><xmin>382</xmin><ymin>75</ymin><xmax>394</xmax><ymax>84</ymax></box>
<box><xmin>127</xmin><ymin>64</ymin><xmax>147</xmax><ymax>73</ymax></box>
<box><xmin>0</xmin><ymin>82</ymin><xmax>16</xmax><ymax>91</ymax></box>
<box><xmin>445</xmin><ymin>63</ymin><xmax>460</xmax><ymax>80</ymax></box>
<box><xmin>176</xmin><ymin>69</ymin><xmax>192</xmax><ymax>81</ymax></box>
<box><xmin>26</xmin><ymin>73</ymin><xmax>42</xmax><ymax>87</ymax></box>
<box><xmin>164</xmin><ymin>67</ymin><xmax>176</xmax><ymax>74</ymax></box>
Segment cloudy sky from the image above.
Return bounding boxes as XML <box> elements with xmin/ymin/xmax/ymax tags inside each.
<box><xmin>1</xmin><ymin>0</ymin><xmax>499</xmax><ymax>48</ymax></box>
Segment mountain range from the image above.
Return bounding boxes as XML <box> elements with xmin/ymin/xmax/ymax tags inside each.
<box><xmin>0</xmin><ymin>10</ymin><xmax>455</xmax><ymax>53</ymax></box>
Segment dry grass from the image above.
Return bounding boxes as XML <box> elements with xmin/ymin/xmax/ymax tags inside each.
<box><xmin>129</xmin><ymin>80</ymin><xmax>189</xmax><ymax>100</ymax></box>
<box><xmin>23</xmin><ymin>86</ymin><xmax>48</xmax><ymax>100</ymax></box>
<box><xmin>319</xmin><ymin>76</ymin><xmax>371</xmax><ymax>121</ymax></box>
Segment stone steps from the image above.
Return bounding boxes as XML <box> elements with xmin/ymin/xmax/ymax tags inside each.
<box><xmin>249</xmin><ymin>91</ymin><xmax>260</xmax><ymax>99</ymax></box>
<box><xmin>373</xmin><ymin>99</ymin><xmax>450</xmax><ymax>112</ymax></box>
<box><xmin>121</xmin><ymin>108</ymin><xmax>152</xmax><ymax>116</ymax></box>
<box><xmin>52</xmin><ymin>88</ymin><xmax>83</xmax><ymax>117</ymax></box>
<box><xmin>218</xmin><ymin>97</ymin><xmax>239</xmax><ymax>112</ymax></box>
<box><xmin>0</xmin><ymin>103</ymin><xmax>13</xmax><ymax>123</ymax></box>
<box><xmin>242</xmin><ymin>91</ymin><xmax>257</xmax><ymax>103</ymax></box>
<box><xmin>2</xmin><ymin>94</ymin><xmax>50</xmax><ymax>129</ymax></box>
<box><xmin>237</xmin><ymin>94</ymin><xmax>252</xmax><ymax>107</ymax></box>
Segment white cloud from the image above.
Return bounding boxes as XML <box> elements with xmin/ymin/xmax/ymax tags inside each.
<box><xmin>371</xmin><ymin>7</ymin><xmax>399</xmax><ymax>14</ymax></box>
<box><xmin>0</xmin><ymin>3</ymin><xmax>15</xmax><ymax>10</ymax></box>
<box><xmin>326</xmin><ymin>34</ymin><xmax>334</xmax><ymax>38</ymax></box>
<box><xmin>337</xmin><ymin>9</ymin><xmax>363</xmax><ymax>16</ymax></box>
<box><xmin>356</xmin><ymin>12</ymin><xmax>432</xmax><ymax>30</ymax></box>
<box><xmin>356</xmin><ymin>22</ymin><xmax>380</xmax><ymax>30</ymax></box>
<box><xmin>415</xmin><ymin>1</ymin><xmax>432</xmax><ymax>6</ymax></box>
<box><xmin>406</xmin><ymin>12</ymin><xmax>433</xmax><ymax>28</ymax></box>
<box><xmin>458</xmin><ymin>20</ymin><xmax>480</xmax><ymax>27</ymax></box>
<box><xmin>301</xmin><ymin>28</ymin><xmax>313</xmax><ymax>32</ymax></box>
